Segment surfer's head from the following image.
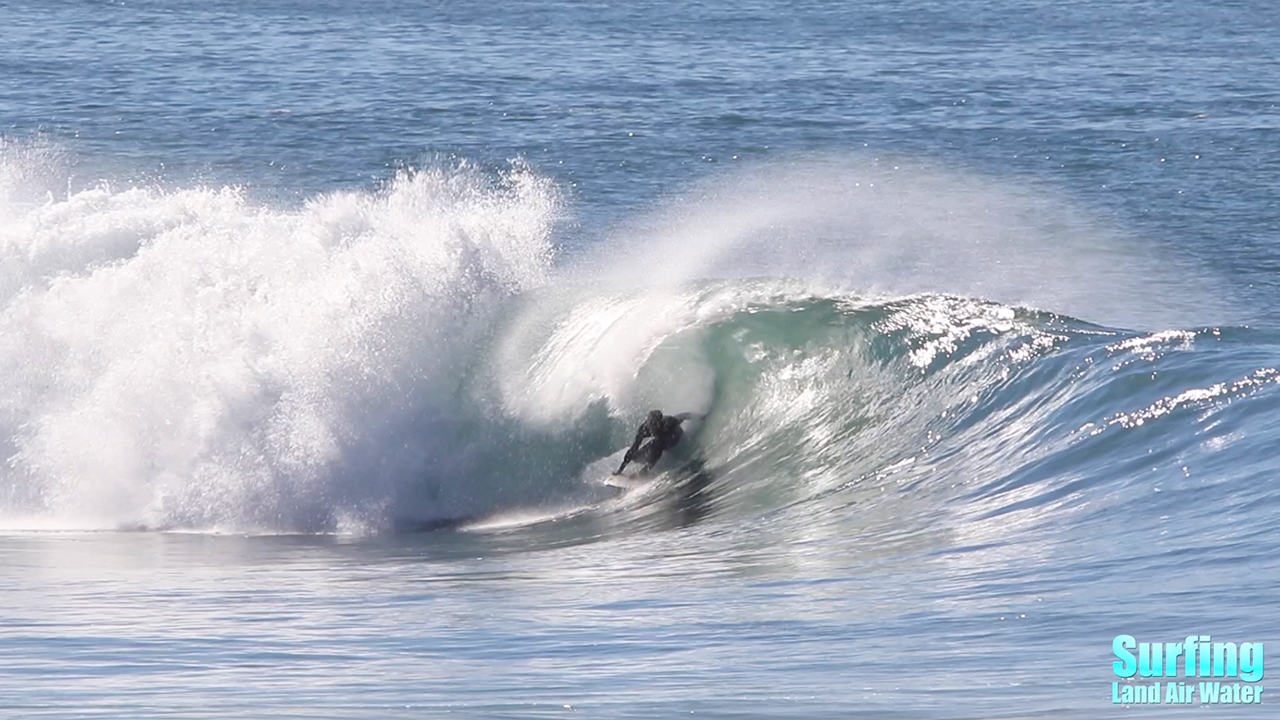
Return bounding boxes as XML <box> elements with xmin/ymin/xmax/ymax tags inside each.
<box><xmin>646</xmin><ymin>409</ymin><xmax>663</xmax><ymax>429</ymax></box>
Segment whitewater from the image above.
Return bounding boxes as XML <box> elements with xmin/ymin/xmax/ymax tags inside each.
<box><xmin>3</xmin><ymin>0</ymin><xmax>1279</xmax><ymax>717</ymax></box>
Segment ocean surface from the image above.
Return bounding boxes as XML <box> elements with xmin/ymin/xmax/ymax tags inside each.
<box><xmin>3</xmin><ymin>0</ymin><xmax>1280</xmax><ymax>717</ymax></box>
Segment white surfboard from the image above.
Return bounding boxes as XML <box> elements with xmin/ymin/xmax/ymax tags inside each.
<box><xmin>602</xmin><ymin>471</ymin><xmax>651</xmax><ymax>490</ymax></box>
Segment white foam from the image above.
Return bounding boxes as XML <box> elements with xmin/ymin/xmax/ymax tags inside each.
<box><xmin>0</xmin><ymin>148</ymin><xmax>559</xmax><ymax>532</ymax></box>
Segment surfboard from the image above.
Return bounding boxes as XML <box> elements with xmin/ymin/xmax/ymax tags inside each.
<box><xmin>602</xmin><ymin>471</ymin><xmax>650</xmax><ymax>490</ymax></box>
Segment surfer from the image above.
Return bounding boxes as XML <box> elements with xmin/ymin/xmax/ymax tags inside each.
<box><xmin>616</xmin><ymin>410</ymin><xmax>695</xmax><ymax>476</ymax></box>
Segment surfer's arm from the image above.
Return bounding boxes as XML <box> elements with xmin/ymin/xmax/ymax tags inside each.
<box><xmin>616</xmin><ymin>427</ymin><xmax>651</xmax><ymax>473</ymax></box>
<box><xmin>674</xmin><ymin>412</ymin><xmax>701</xmax><ymax>422</ymax></box>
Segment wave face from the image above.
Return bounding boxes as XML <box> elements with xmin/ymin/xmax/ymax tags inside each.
<box><xmin>497</xmin><ymin>285</ymin><xmax>1280</xmax><ymax>537</ymax></box>
<box><xmin>3</xmin><ymin>148</ymin><xmax>1277</xmax><ymax>538</ymax></box>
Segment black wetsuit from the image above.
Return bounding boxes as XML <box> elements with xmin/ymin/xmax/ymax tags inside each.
<box><xmin>618</xmin><ymin>413</ymin><xmax>687</xmax><ymax>474</ymax></box>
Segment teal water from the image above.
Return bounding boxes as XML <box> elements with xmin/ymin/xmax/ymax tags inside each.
<box><xmin>2</xmin><ymin>0</ymin><xmax>1279</xmax><ymax>717</ymax></box>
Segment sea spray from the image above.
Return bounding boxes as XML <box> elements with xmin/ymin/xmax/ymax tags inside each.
<box><xmin>574</xmin><ymin>156</ymin><xmax>1230</xmax><ymax>330</ymax></box>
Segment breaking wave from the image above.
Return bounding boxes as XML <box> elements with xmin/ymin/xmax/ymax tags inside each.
<box><xmin>2</xmin><ymin>144</ymin><xmax>1275</xmax><ymax>538</ymax></box>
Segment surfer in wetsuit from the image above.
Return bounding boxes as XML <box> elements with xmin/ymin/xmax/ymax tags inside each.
<box><xmin>616</xmin><ymin>410</ymin><xmax>694</xmax><ymax>476</ymax></box>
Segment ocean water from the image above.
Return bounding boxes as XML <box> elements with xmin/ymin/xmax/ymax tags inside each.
<box><xmin>3</xmin><ymin>0</ymin><xmax>1280</xmax><ymax>717</ymax></box>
